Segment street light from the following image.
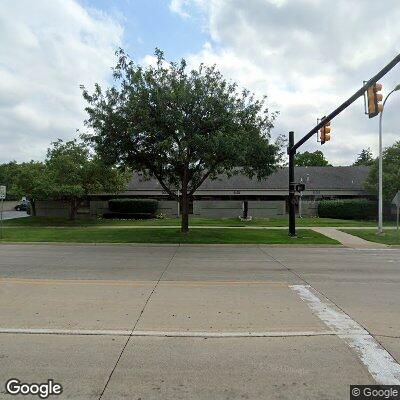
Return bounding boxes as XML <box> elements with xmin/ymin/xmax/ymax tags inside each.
<box><xmin>378</xmin><ymin>84</ymin><xmax>400</xmax><ymax>233</ymax></box>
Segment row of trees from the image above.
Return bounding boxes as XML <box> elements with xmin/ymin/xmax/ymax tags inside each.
<box><xmin>293</xmin><ymin>145</ymin><xmax>399</xmax><ymax>201</ymax></box>
<box><xmin>1</xmin><ymin>140</ymin><xmax>129</xmax><ymax>219</ymax></box>
<box><xmin>294</xmin><ymin>148</ymin><xmax>375</xmax><ymax>167</ymax></box>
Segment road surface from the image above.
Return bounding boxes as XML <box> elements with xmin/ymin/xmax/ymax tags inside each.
<box><xmin>0</xmin><ymin>244</ymin><xmax>399</xmax><ymax>399</ymax></box>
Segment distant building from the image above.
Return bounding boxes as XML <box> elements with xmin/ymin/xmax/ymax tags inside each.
<box><xmin>82</xmin><ymin>166</ymin><xmax>371</xmax><ymax>219</ymax></box>
<box><xmin>37</xmin><ymin>166</ymin><xmax>372</xmax><ymax>218</ymax></box>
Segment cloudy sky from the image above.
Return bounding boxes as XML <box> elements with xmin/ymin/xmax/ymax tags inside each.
<box><xmin>1</xmin><ymin>0</ymin><xmax>399</xmax><ymax>165</ymax></box>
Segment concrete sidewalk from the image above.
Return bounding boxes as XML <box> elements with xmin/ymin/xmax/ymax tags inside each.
<box><xmin>311</xmin><ymin>227</ymin><xmax>387</xmax><ymax>248</ymax></box>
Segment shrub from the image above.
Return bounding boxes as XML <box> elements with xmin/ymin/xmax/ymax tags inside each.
<box><xmin>102</xmin><ymin>212</ymin><xmax>154</xmax><ymax>220</ymax></box>
<box><xmin>108</xmin><ymin>199</ymin><xmax>158</xmax><ymax>215</ymax></box>
<box><xmin>318</xmin><ymin>199</ymin><xmax>376</xmax><ymax>220</ymax></box>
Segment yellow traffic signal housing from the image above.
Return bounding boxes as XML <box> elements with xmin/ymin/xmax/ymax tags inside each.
<box><xmin>367</xmin><ymin>83</ymin><xmax>383</xmax><ymax>118</ymax></box>
<box><xmin>319</xmin><ymin>121</ymin><xmax>331</xmax><ymax>144</ymax></box>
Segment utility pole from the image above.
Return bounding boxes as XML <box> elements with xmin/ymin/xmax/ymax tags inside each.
<box><xmin>287</xmin><ymin>53</ymin><xmax>400</xmax><ymax>237</ymax></box>
<box><xmin>377</xmin><ymin>85</ymin><xmax>400</xmax><ymax>233</ymax></box>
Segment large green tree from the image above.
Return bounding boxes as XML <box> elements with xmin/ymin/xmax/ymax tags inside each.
<box><xmin>40</xmin><ymin>139</ymin><xmax>129</xmax><ymax>220</ymax></box>
<box><xmin>365</xmin><ymin>141</ymin><xmax>400</xmax><ymax>201</ymax></box>
<box><xmin>0</xmin><ymin>161</ymin><xmax>20</xmax><ymax>199</ymax></box>
<box><xmin>9</xmin><ymin>161</ymin><xmax>46</xmax><ymax>216</ymax></box>
<box><xmin>295</xmin><ymin>150</ymin><xmax>330</xmax><ymax>167</ymax></box>
<box><xmin>82</xmin><ymin>49</ymin><xmax>280</xmax><ymax>233</ymax></box>
<box><xmin>353</xmin><ymin>148</ymin><xmax>375</xmax><ymax>166</ymax></box>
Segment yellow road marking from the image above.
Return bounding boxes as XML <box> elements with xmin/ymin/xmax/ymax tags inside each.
<box><xmin>161</xmin><ymin>281</ymin><xmax>288</xmax><ymax>287</ymax></box>
<box><xmin>0</xmin><ymin>278</ymin><xmax>153</xmax><ymax>287</ymax></box>
<box><xmin>0</xmin><ymin>278</ymin><xmax>288</xmax><ymax>287</ymax></box>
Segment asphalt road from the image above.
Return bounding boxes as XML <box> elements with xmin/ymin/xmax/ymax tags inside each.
<box><xmin>0</xmin><ymin>244</ymin><xmax>399</xmax><ymax>399</ymax></box>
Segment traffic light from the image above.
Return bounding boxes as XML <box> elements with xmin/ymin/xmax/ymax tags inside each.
<box><xmin>366</xmin><ymin>82</ymin><xmax>383</xmax><ymax>118</ymax></box>
<box><xmin>319</xmin><ymin>120</ymin><xmax>331</xmax><ymax>144</ymax></box>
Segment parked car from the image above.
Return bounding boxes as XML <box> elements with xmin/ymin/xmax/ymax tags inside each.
<box><xmin>15</xmin><ymin>200</ymin><xmax>30</xmax><ymax>211</ymax></box>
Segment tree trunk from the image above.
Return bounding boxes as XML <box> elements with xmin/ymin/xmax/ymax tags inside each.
<box><xmin>69</xmin><ymin>198</ymin><xmax>78</xmax><ymax>220</ymax></box>
<box><xmin>180</xmin><ymin>194</ymin><xmax>189</xmax><ymax>234</ymax></box>
<box><xmin>31</xmin><ymin>199</ymin><xmax>37</xmax><ymax>217</ymax></box>
<box><xmin>180</xmin><ymin>170</ymin><xmax>189</xmax><ymax>234</ymax></box>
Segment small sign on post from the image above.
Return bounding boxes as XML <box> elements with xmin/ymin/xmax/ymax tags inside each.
<box><xmin>0</xmin><ymin>185</ymin><xmax>5</xmax><ymax>240</ymax></box>
<box><xmin>392</xmin><ymin>191</ymin><xmax>400</xmax><ymax>234</ymax></box>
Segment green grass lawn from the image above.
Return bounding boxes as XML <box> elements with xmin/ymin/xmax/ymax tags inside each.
<box><xmin>0</xmin><ymin>227</ymin><xmax>338</xmax><ymax>245</ymax></box>
<box><xmin>3</xmin><ymin>215</ymin><xmax>386</xmax><ymax>227</ymax></box>
<box><xmin>342</xmin><ymin>229</ymin><xmax>400</xmax><ymax>245</ymax></box>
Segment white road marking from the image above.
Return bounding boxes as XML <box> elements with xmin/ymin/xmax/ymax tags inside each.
<box><xmin>291</xmin><ymin>284</ymin><xmax>400</xmax><ymax>385</ymax></box>
<box><xmin>0</xmin><ymin>328</ymin><xmax>344</xmax><ymax>338</ymax></box>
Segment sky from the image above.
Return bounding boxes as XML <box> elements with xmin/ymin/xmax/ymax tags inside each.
<box><xmin>1</xmin><ymin>0</ymin><xmax>399</xmax><ymax>165</ymax></box>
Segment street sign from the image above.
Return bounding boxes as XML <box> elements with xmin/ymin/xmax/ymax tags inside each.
<box><xmin>295</xmin><ymin>183</ymin><xmax>306</xmax><ymax>192</ymax></box>
<box><xmin>0</xmin><ymin>185</ymin><xmax>5</xmax><ymax>200</ymax></box>
<box><xmin>392</xmin><ymin>191</ymin><xmax>400</xmax><ymax>207</ymax></box>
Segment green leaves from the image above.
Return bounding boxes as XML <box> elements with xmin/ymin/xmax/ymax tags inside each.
<box><xmin>40</xmin><ymin>139</ymin><xmax>129</xmax><ymax>201</ymax></box>
<box><xmin>82</xmin><ymin>48</ymin><xmax>280</xmax><ymax>230</ymax></box>
<box><xmin>353</xmin><ymin>148</ymin><xmax>375</xmax><ymax>167</ymax></box>
<box><xmin>82</xmin><ymin>48</ymin><xmax>279</xmax><ymax>194</ymax></box>
<box><xmin>295</xmin><ymin>150</ymin><xmax>331</xmax><ymax>167</ymax></box>
<box><xmin>365</xmin><ymin>141</ymin><xmax>400</xmax><ymax>201</ymax></box>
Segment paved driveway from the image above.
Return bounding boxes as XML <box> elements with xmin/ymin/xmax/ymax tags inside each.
<box><xmin>0</xmin><ymin>244</ymin><xmax>399</xmax><ymax>399</ymax></box>
<box><xmin>0</xmin><ymin>211</ymin><xmax>28</xmax><ymax>220</ymax></box>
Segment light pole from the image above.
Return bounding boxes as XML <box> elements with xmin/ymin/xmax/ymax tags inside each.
<box><xmin>378</xmin><ymin>84</ymin><xmax>400</xmax><ymax>233</ymax></box>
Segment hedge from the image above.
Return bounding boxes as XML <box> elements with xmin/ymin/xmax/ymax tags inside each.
<box><xmin>109</xmin><ymin>199</ymin><xmax>158</xmax><ymax>214</ymax></box>
<box><xmin>318</xmin><ymin>199</ymin><xmax>376</xmax><ymax>220</ymax></box>
<box><xmin>103</xmin><ymin>212</ymin><xmax>154</xmax><ymax>220</ymax></box>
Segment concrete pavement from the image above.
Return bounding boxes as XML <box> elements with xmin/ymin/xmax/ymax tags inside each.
<box><xmin>0</xmin><ymin>244</ymin><xmax>399</xmax><ymax>399</ymax></box>
<box><xmin>311</xmin><ymin>227</ymin><xmax>387</xmax><ymax>248</ymax></box>
<box><xmin>0</xmin><ymin>211</ymin><xmax>28</xmax><ymax>220</ymax></box>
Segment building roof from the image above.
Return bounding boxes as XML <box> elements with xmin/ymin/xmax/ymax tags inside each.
<box><xmin>127</xmin><ymin>166</ymin><xmax>370</xmax><ymax>193</ymax></box>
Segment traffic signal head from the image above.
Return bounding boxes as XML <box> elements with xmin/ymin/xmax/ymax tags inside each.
<box><xmin>319</xmin><ymin>120</ymin><xmax>331</xmax><ymax>144</ymax></box>
<box><xmin>367</xmin><ymin>82</ymin><xmax>383</xmax><ymax>118</ymax></box>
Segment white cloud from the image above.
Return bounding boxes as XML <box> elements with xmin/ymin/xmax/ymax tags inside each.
<box><xmin>169</xmin><ymin>0</ymin><xmax>191</xmax><ymax>18</ymax></box>
<box><xmin>0</xmin><ymin>0</ymin><xmax>123</xmax><ymax>162</ymax></box>
<box><xmin>179</xmin><ymin>0</ymin><xmax>400</xmax><ymax>165</ymax></box>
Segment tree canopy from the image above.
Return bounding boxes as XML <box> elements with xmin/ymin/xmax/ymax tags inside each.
<box><xmin>9</xmin><ymin>161</ymin><xmax>46</xmax><ymax>216</ymax></box>
<box><xmin>1</xmin><ymin>141</ymin><xmax>128</xmax><ymax>219</ymax></box>
<box><xmin>365</xmin><ymin>141</ymin><xmax>400</xmax><ymax>201</ymax></box>
<box><xmin>353</xmin><ymin>148</ymin><xmax>375</xmax><ymax>166</ymax></box>
<box><xmin>82</xmin><ymin>48</ymin><xmax>281</xmax><ymax>232</ymax></box>
<box><xmin>0</xmin><ymin>161</ymin><xmax>20</xmax><ymax>199</ymax></box>
<box><xmin>295</xmin><ymin>150</ymin><xmax>330</xmax><ymax>167</ymax></box>
<box><xmin>39</xmin><ymin>139</ymin><xmax>129</xmax><ymax>219</ymax></box>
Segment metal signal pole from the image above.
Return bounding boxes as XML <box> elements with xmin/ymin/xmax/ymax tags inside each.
<box><xmin>287</xmin><ymin>53</ymin><xmax>400</xmax><ymax>237</ymax></box>
<box><xmin>288</xmin><ymin>131</ymin><xmax>296</xmax><ymax>236</ymax></box>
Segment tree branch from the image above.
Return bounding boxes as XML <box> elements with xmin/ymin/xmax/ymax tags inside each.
<box><xmin>151</xmin><ymin>169</ymin><xmax>179</xmax><ymax>201</ymax></box>
<box><xmin>189</xmin><ymin>168</ymin><xmax>213</xmax><ymax>195</ymax></box>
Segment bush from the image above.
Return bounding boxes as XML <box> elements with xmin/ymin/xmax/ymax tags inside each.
<box><xmin>318</xmin><ymin>199</ymin><xmax>376</xmax><ymax>220</ymax></box>
<box><xmin>108</xmin><ymin>199</ymin><xmax>158</xmax><ymax>215</ymax></box>
<box><xmin>103</xmin><ymin>212</ymin><xmax>154</xmax><ymax>220</ymax></box>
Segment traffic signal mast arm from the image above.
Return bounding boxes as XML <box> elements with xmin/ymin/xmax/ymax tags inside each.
<box><xmin>287</xmin><ymin>53</ymin><xmax>400</xmax><ymax>237</ymax></box>
<box><xmin>290</xmin><ymin>53</ymin><xmax>400</xmax><ymax>153</ymax></box>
